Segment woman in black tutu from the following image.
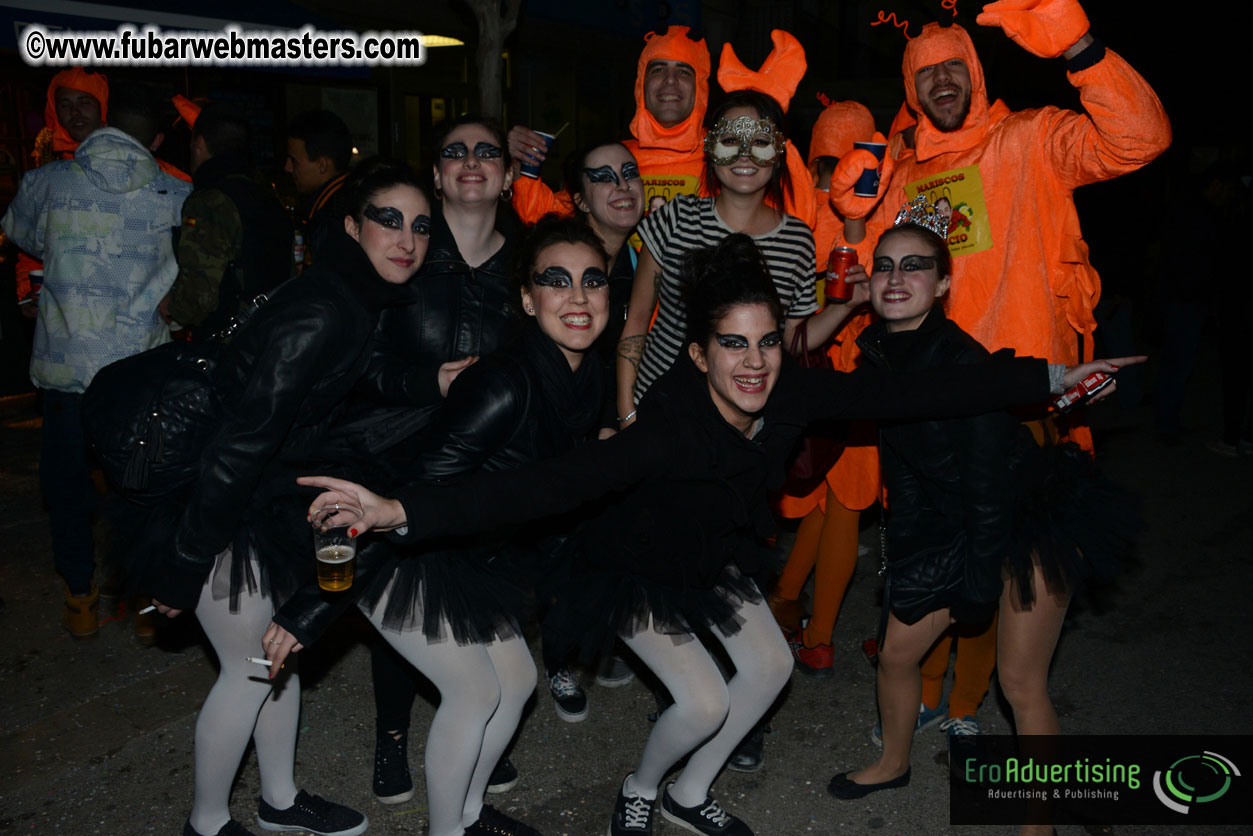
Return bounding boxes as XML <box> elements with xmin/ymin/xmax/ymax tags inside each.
<box><xmin>286</xmin><ymin>233</ymin><xmax>1132</xmax><ymax>836</ymax></box>
<box><xmin>147</xmin><ymin>164</ymin><xmax>431</xmax><ymax>836</ymax></box>
<box><xmin>824</xmin><ymin>220</ymin><xmax>1140</xmax><ymax>826</ymax></box>
<box><xmin>271</xmin><ymin>216</ymin><xmax>611</xmax><ymax>836</ymax></box>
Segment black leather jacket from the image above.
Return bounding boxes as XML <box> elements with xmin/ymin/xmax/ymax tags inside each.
<box><xmin>357</xmin><ymin>205</ymin><xmax>521</xmax><ymax>407</ymax></box>
<box><xmin>274</xmin><ymin>323</ymin><xmax>603</xmax><ymax>645</ymax></box>
<box><xmin>857</xmin><ymin>306</ymin><xmax>1033</xmax><ymax>624</ymax></box>
<box><xmin>154</xmin><ymin>232</ymin><xmax>413</xmax><ymax>610</ymax></box>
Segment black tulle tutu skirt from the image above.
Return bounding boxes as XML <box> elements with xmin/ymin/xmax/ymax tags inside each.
<box><xmin>543</xmin><ymin>559</ymin><xmax>765</xmax><ymax>664</ymax></box>
<box><xmin>355</xmin><ymin>542</ymin><xmax>531</xmax><ymax>645</ymax></box>
<box><xmin>1003</xmin><ymin>442</ymin><xmax>1142</xmax><ymax>607</ymax></box>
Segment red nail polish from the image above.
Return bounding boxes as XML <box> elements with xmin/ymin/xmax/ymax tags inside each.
<box><xmin>349</xmin><ymin>528</ymin><xmax>358</xmax><ymax>537</ymax></box>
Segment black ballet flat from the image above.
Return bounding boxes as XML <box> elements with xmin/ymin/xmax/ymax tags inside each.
<box><xmin>827</xmin><ymin>768</ymin><xmax>911</xmax><ymax>799</ymax></box>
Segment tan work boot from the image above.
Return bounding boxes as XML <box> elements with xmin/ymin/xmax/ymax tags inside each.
<box><xmin>64</xmin><ymin>584</ymin><xmax>100</xmax><ymax>639</ymax></box>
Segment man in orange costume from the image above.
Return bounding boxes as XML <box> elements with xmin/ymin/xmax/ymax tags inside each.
<box><xmin>771</xmin><ymin>99</ymin><xmax>881</xmax><ymax>675</ymax></box>
<box><xmin>508</xmin><ymin>25</ymin><xmax>711</xmax><ymax>223</ymax></box>
<box><xmin>14</xmin><ymin>68</ymin><xmax>109</xmax><ymax>312</ymax></box>
<box><xmin>831</xmin><ymin>0</ymin><xmax>1170</xmax><ymax>739</ymax></box>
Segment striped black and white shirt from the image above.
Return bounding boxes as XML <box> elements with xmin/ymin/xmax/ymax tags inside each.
<box><xmin>634</xmin><ymin>194</ymin><xmax>817</xmax><ymax>401</ymax></box>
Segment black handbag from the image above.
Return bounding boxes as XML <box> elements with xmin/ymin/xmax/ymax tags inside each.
<box><xmin>82</xmin><ymin>292</ymin><xmax>274</xmax><ymax>504</ymax></box>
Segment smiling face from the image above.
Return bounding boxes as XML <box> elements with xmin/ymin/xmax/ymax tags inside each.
<box><xmin>574</xmin><ymin>144</ymin><xmax>643</xmax><ymax>238</ymax></box>
<box><xmin>913</xmin><ymin>58</ymin><xmax>972</xmax><ymax>133</ymax></box>
<box><xmin>643</xmin><ymin>59</ymin><xmax>697</xmax><ymax>127</ymax></box>
<box><xmin>344</xmin><ymin>184</ymin><xmax>432</xmax><ymax>284</ymax></box>
<box><xmin>870</xmin><ymin>229</ymin><xmax>951</xmax><ymax>332</ymax></box>
<box><xmin>54</xmin><ymin>86</ymin><xmax>104</xmax><ymax>144</ymax></box>
<box><xmin>522</xmin><ymin>241</ymin><xmax>610</xmax><ymax>370</ymax></box>
<box><xmin>688</xmin><ymin>302</ymin><xmax>783</xmax><ymax>434</ymax></box>
<box><xmin>433</xmin><ymin>122</ymin><xmax>512</xmax><ymax>207</ymax></box>
<box><xmin>708</xmin><ymin>105</ymin><xmax>780</xmax><ymax>197</ymax></box>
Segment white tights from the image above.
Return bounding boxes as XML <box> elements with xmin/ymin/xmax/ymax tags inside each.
<box><xmin>622</xmin><ymin>594</ymin><xmax>792</xmax><ymax>807</ymax></box>
<box><xmin>188</xmin><ymin>556</ymin><xmax>299</xmax><ymax>836</ymax></box>
<box><xmin>364</xmin><ymin>585</ymin><xmax>537</xmax><ymax>836</ymax></box>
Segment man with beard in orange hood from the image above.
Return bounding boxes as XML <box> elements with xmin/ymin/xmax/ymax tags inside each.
<box><xmin>828</xmin><ymin>0</ymin><xmax>1169</xmax><ymax>775</ymax></box>
<box><xmin>508</xmin><ymin>25</ymin><xmax>711</xmax><ymax>222</ymax></box>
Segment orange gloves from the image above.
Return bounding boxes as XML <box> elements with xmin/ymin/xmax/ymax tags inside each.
<box><xmin>977</xmin><ymin>0</ymin><xmax>1090</xmax><ymax>59</ymax></box>
<box><xmin>828</xmin><ymin>131</ymin><xmax>894</xmax><ymax>220</ymax></box>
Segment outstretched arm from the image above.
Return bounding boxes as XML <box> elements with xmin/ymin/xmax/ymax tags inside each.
<box><xmin>616</xmin><ymin>244</ymin><xmax>661</xmax><ymax>427</ymax></box>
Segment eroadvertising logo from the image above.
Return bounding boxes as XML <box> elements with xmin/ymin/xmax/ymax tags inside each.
<box><xmin>950</xmin><ymin>736</ymin><xmax>1252</xmax><ymax>826</ymax></box>
<box><xmin>1152</xmin><ymin>751</ymin><xmax>1240</xmax><ymax>814</ymax></box>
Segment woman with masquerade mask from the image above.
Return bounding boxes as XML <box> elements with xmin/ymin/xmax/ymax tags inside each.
<box><xmin>616</xmin><ymin>91</ymin><xmax>865</xmax><ymax>428</ymax></box>
<box><xmin>289</xmin><ymin>234</ymin><xmax>1132</xmax><ymax>836</ymax></box>
<box><xmin>267</xmin><ymin>217</ymin><xmax>612</xmax><ymax>836</ymax></box>
<box><xmin>347</xmin><ymin>116</ymin><xmax>528</xmax><ymax>807</ymax></box>
<box><xmin>141</xmin><ymin>163</ymin><xmax>431</xmax><ymax>836</ymax></box>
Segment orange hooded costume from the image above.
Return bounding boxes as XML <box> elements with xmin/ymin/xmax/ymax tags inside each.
<box><xmin>860</xmin><ymin>22</ymin><xmax>1169</xmax><ymax>449</ymax></box>
<box><xmin>777</xmin><ymin>98</ymin><xmax>880</xmax><ymax>518</ymax></box>
<box><xmin>510</xmin><ymin>26</ymin><xmax>711</xmax><ymax>223</ymax></box>
<box><xmin>17</xmin><ymin>69</ymin><xmax>110</xmax><ymax>301</ymax></box>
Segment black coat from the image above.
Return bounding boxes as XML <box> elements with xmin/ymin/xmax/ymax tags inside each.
<box><xmin>857</xmin><ymin>307</ymin><xmax>1035</xmax><ymax>624</ymax></box>
<box><xmin>391</xmin><ymin>349</ymin><xmax>1051</xmax><ymax>596</ymax></box>
<box><xmin>357</xmin><ymin>205</ymin><xmax>521</xmax><ymax>407</ymax></box>
<box><xmin>154</xmin><ymin>232</ymin><xmax>412</xmax><ymax>609</ymax></box>
<box><xmin>274</xmin><ymin>323</ymin><xmax>602</xmax><ymax>645</ymax></box>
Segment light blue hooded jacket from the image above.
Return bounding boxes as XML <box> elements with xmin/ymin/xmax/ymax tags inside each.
<box><xmin>2</xmin><ymin>127</ymin><xmax>191</xmax><ymax>392</ymax></box>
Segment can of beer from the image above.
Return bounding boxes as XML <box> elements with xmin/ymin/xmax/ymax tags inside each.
<box><xmin>824</xmin><ymin>246</ymin><xmax>857</xmax><ymax>304</ymax></box>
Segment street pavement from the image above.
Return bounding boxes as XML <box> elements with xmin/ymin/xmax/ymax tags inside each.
<box><xmin>1</xmin><ymin>355</ymin><xmax>1250</xmax><ymax>836</ymax></box>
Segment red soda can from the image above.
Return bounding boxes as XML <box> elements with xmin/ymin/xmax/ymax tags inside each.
<box><xmin>825</xmin><ymin>246</ymin><xmax>857</xmax><ymax>304</ymax></box>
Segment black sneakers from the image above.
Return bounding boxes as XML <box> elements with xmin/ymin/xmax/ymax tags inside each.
<box><xmin>608</xmin><ymin>775</ymin><xmax>655</xmax><ymax>835</ymax></box>
<box><xmin>659</xmin><ymin>784</ymin><xmax>753</xmax><ymax>835</ymax></box>
<box><xmin>183</xmin><ymin>819</ymin><xmax>257</xmax><ymax>836</ymax></box>
<box><xmin>487</xmin><ymin>756</ymin><xmax>520</xmax><ymax>794</ymax></box>
<box><xmin>256</xmin><ymin>790</ymin><xmax>368</xmax><ymax>836</ymax></box>
<box><xmin>373</xmin><ymin>728</ymin><xmax>415</xmax><ymax>804</ymax></box>
<box><xmin>548</xmin><ymin>668</ymin><xmax>589</xmax><ymax>722</ymax></box>
<box><xmin>466</xmin><ymin>804</ymin><xmax>544</xmax><ymax>835</ymax></box>
<box><xmin>724</xmin><ymin>727</ymin><xmax>764</xmax><ymax>773</ymax></box>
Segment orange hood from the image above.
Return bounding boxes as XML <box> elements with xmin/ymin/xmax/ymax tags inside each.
<box><xmin>903</xmin><ymin>23</ymin><xmax>1003</xmax><ymax>162</ymax></box>
<box><xmin>44</xmin><ymin>67</ymin><xmax>108</xmax><ymax>154</ymax></box>
<box><xmin>629</xmin><ymin>26</ymin><xmax>711</xmax><ymax>153</ymax></box>
<box><xmin>809</xmin><ymin>98</ymin><xmax>875</xmax><ymax>164</ymax></box>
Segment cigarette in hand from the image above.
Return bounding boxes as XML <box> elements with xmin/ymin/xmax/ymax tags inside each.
<box><xmin>138</xmin><ymin>605</ymin><xmax>157</xmax><ymax>615</ymax></box>
<box><xmin>246</xmin><ymin>657</ymin><xmax>273</xmax><ymax>667</ymax></box>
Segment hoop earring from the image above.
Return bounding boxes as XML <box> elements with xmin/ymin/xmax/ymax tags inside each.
<box><xmin>500</xmin><ymin>186</ymin><xmax>513</xmax><ymax>202</ymax></box>
<box><xmin>434</xmin><ymin>186</ymin><xmax>443</xmax><ymax>201</ymax></box>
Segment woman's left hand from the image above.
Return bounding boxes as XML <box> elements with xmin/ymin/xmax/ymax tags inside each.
<box><xmin>262</xmin><ymin>621</ymin><xmax>303</xmax><ymax>677</ymax></box>
<box><xmin>838</xmin><ymin>263</ymin><xmax>871</xmax><ymax>308</ymax></box>
<box><xmin>152</xmin><ymin>598</ymin><xmax>182</xmax><ymax>619</ymax></box>
<box><xmin>1063</xmin><ymin>356</ymin><xmax>1147</xmax><ymax>404</ymax></box>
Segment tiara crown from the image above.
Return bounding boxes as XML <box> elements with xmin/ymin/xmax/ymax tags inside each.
<box><xmin>893</xmin><ymin>194</ymin><xmax>950</xmax><ymax>239</ymax></box>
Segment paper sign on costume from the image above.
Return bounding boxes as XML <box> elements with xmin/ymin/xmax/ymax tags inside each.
<box><xmin>630</xmin><ymin>173</ymin><xmax>703</xmax><ymax>249</ymax></box>
<box><xmin>903</xmin><ymin>165</ymin><xmax>992</xmax><ymax>257</ymax></box>
<box><xmin>641</xmin><ymin>174</ymin><xmax>701</xmax><ymax>215</ymax></box>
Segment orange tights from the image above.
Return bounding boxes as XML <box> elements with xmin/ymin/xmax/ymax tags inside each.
<box><xmin>919</xmin><ymin>612</ymin><xmax>998</xmax><ymax>718</ymax></box>
<box><xmin>774</xmin><ymin>487</ymin><xmax>860</xmax><ymax>648</ymax></box>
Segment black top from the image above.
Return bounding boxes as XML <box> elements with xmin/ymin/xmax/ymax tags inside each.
<box><xmin>357</xmin><ymin>204</ymin><xmax>521</xmax><ymax>408</ymax></box>
<box><xmin>392</xmin><ymin>349</ymin><xmax>1051</xmax><ymax>592</ymax></box>
<box><xmin>153</xmin><ymin>231</ymin><xmax>412</xmax><ymax>609</ymax></box>
<box><xmin>857</xmin><ymin>306</ymin><xmax>1032</xmax><ymax>623</ymax></box>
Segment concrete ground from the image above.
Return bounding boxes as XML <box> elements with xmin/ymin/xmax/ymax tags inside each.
<box><xmin>1</xmin><ymin>355</ymin><xmax>1250</xmax><ymax>836</ymax></box>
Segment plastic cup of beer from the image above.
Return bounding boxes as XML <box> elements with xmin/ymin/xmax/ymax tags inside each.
<box><xmin>312</xmin><ymin>505</ymin><xmax>361</xmax><ymax>592</ymax></box>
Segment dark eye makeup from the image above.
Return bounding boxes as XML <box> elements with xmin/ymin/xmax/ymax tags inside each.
<box><xmin>532</xmin><ymin>266</ymin><xmax>609</xmax><ymax>289</ymax></box>
<box><xmin>365</xmin><ymin>204</ymin><xmax>431</xmax><ymax>235</ymax></box>
<box><xmin>584</xmin><ymin>166</ymin><xmax>619</xmax><ymax>185</ymax></box>
<box><xmin>439</xmin><ymin>141</ymin><xmax>467</xmax><ymax>159</ymax></box>
<box><xmin>715</xmin><ymin>331</ymin><xmax>782</xmax><ymax>349</ymax></box>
